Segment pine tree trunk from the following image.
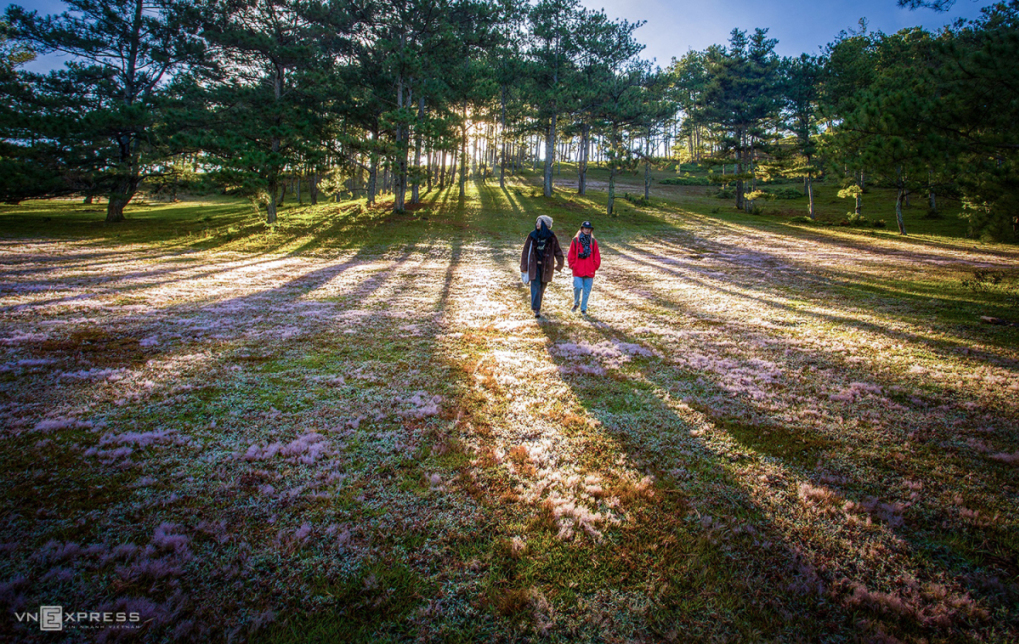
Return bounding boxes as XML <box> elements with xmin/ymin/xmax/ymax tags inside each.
<box><xmin>458</xmin><ymin>103</ymin><xmax>467</xmax><ymax>200</ymax></box>
<box><xmin>499</xmin><ymin>86</ymin><xmax>507</xmax><ymax>189</ymax></box>
<box><xmin>266</xmin><ymin>62</ymin><xmax>284</xmax><ymax>223</ymax></box>
<box><xmin>426</xmin><ymin>151</ymin><xmax>433</xmax><ymax>193</ymax></box>
<box><xmin>807</xmin><ymin>173</ymin><xmax>815</xmax><ymax>218</ymax></box>
<box><xmin>607</xmin><ymin>165</ymin><xmax>616</xmax><ymax>216</ymax></box>
<box><xmin>895</xmin><ymin>173</ymin><xmax>908</xmax><ymax>235</ymax></box>
<box><xmin>607</xmin><ymin>126</ymin><xmax>618</xmax><ymax>216</ymax></box>
<box><xmin>368</xmin><ymin>152</ymin><xmax>377</xmax><ymax>206</ymax></box>
<box><xmin>393</xmin><ymin>80</ymin><xmax>407</xmax><ymax>212</ymax></box>
<box><xmin>644</xmin><ymin>130</ymin><xmax>651</xmax><ymax>201</ymax></box>
<box><xmin>855</xmin><ymin>173</ymin><xmax>863</xmax><ymax>215</ymax></box>
<box><xmin>412</xmin><ymin>95</ymin><xmax>424</xmax><ymax>205</ymax></box>
<box><xmin>106</xmin><ymin>186</ymin><xmax>133</xmax><ymax>223</ymax></box>
<box><xmin>471</xmin><ymin>126</ymin><xmax>478</xmax><ymax>178</ymax></box>
<box><xmin>543</xmin><ymin>114</ymin><xmax>556</xmax><ymax>197</ymax></box>
<box><xmin>734</xmin><ymin>129</ymin><xmax>744</xmax><ymax>211</ymax></box>
<box><xmin>310</xmin><ymin>171</ymin><xmax>318</xmax><ymax>205</ymax></box>
<box><xmin>266</xmin><ymin>182</ymin><xmax>279</xmax><ymax>224</ymax></box>
<box><xmin>578</xmin><ymin>123</ymin><xmax>589</xmax><ymax>195</ymax></box>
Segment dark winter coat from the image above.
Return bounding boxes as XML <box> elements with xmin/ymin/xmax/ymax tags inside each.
<box><xmin>520</xmin><ymin>226</ymin><xmax>564</xmax><ymax>284</ymax></box>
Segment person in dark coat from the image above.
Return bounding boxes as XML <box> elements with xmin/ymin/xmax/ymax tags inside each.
<box><xmin>567</xmin><ymin>220</ymin><xmax>600</xmax><ymax>314</ymax></box>
<box><xmin>520</xmin><ymin>215</ymin><xmax>564</xmax><ymax>318</ymax></box>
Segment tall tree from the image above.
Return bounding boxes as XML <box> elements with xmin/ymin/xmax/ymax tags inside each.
<box><xmin>526</xmin><ymin>0</ymin><xmax>584</xmax><ymax>197</ymax></box>
<box><xmin>782</xmin><ymin>53</ymin><xmax>823</xmax><ymax>217</ymax></box>
<box><xmin>193</xmin><ymin>0</ymin><xmax>344</xmax><ymax>223</ymax></box>
<box><xmin>6</xmin><ymin>0</ymin><xmax>204</xmax><ymax>221</ymax></box>
<box><xmin>571</xmin><ymin>8</ymin><xmax>644</xmax><ymax>196</ymax></box>
<box><xmin>699</xmin><ymin>28</ymin><xmax>783</xmax><ymax>212</ymax></box>
<box><xmin>591</xmin><ymin>61</ymin><xmax>656</xmax><ymax>216</ymax></box>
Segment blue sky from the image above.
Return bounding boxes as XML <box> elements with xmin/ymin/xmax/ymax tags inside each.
<box><xmin>5</xmin><ymin>0</ymin><xmax>997</xmax><ymax>73</ymax></box>
<box><xmin>579</xmin><ymin>0</ymin><xmax>994</xmax><ymax>66</ymax></box>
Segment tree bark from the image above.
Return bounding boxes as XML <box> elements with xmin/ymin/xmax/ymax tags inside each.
<box><xmin>393</xmin><ymin>78</ymin><xmax>407</xmax><ymax>212</ymax></box>
<box><xmin>734</xmin><ymin>128</ymin><xmax>744</xmax><ymax>211</ymax></box>
<box><xmin>499</xmin><ymin>86</ymin><xmax>507</xmax><ymax>189</ymax></box>
<box><xmin>412</xmin><ymin>94</ymin><xmax>424</xmax><ymax>205</ymax></box>
<box><xmin>807</xmin><ymin>172</ymin><xmax>815</xmax><ymax>217</ymax></box>
<box><xmin>265</xmin><ymin>61</ymin><xmax>284</xmax><ymax>223</ymax></box>
<box><xmin>458</xmin><ymin>103</ymin><xmax>467</xmax><ymax>200</ymax></box>
<box><xmin>266</xmin><ymin>182</ymin><xmax>279</xmax><ymax>224</ymax></box>
<box><xmin>895</xmin><ymin>175</ymin><xmax>908</xmax><ymax>235</ymax></box>
<box><xmin>367</xmin><ymin>151</ymin><xmax>378</xmax><ymax>206</ymax></box>
<box><xmin>607</xmin><ymin>126</ymin><xmax>618</xmax><ymax>216</ymax></box>
<box><xmin>607</xmin><ymin>165</ymin><xmax>616</xmax><ymax>216</ymax></box>
<box><xmin>644</xmin><ymin>128</ymin><xmax>652</xmax><ymax>201</ymax></box>
<box><xmin>105</xmin><ymin>176</ymin><xmax>136</xmax><ymax>223</ymax></box>
<box><xmin>578</xmin><ymin>123</ymin><xmax>589</xmax><ymax>195</ymax></box>
<box><xmin>543</xmin><ymin>114</ymin><xmax>556</xmax><ymax>197</ymax></box>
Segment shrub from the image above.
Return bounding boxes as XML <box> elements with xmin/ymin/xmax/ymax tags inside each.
<box><xmin>846</xmin><ymin>211</ymin><xmax>869</xmax><ymax>226</ymax></box>
<box><xmin>623</xmin><ymin>192</ymin><xmax>651</xmax><ymax>207</ymax></box>
<box><xmin>659</xmin><ymin>175</ymin><xmax>710</xmax><ymax>186</ymax></box>
<box><xmin>790</xmin><ymin>216</ymin><xmax>814</xmax><ymax>224</ymax></box>
<box><xmin>873</xmin><ymin>219</ymin><xmax>887</xmax><ymax>228</ymax></box>
<box><xmin>767</xmin><ymin>187</ymin><xmax>806</xmax><ymax>200</ymax></box>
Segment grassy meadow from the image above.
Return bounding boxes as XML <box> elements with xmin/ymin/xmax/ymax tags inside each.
<box><xmin>1</xmin><ymin>168</ymin><xmax>1017</xmax><ymax>643</ymax></box>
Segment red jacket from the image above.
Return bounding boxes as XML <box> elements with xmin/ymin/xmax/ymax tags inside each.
<box><xmin>567</xmin><ymin>234</ymin><xmax>600</xmax><ymax>277</ymax></box>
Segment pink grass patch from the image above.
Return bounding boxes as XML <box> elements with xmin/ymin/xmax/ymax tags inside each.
<box><xmin>0</xmin><ymin>331</ymin><xmax>48</xmax><ymax>345</ymax></box>
<box><xmin>398</xmin><ymin>392</ymin><xmax>442</xmax><ymax>419</ymax></box>
<box><xmin>152</xmin><ymin>523</ymin><xmax>190</xmax><ymax>553</ymax></box>
<box><xmin>242</xmin><ymin>443</ymin><xmax>282</xmax><ymax>461</ymax></box>
<box><xmin>989</xmin><ymin>451</ymin><xmax>1019</xmax><ymax>465</ymax></box>
<box><xmin>829</xmin><ymin>381</ymin><xmax>884</xmax><ymax>402</ymax></box>
<box><xmin>32</xmin><ymin>416</ymin><xmax>93</xmax><ymax>433</ymax></box>
<box><xmin>280</xmin><ymin>432</ymin><xmax>330</xmax><ymax>464</ymax></box>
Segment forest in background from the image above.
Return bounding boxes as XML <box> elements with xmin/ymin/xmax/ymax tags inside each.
<box><xmin>0</xmin><ymin>0</ymin><xmax>1017</xmax><ymax>241</ymax></box>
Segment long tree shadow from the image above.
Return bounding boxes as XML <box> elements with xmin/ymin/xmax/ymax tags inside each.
<box><xmin>611</xmin><ymin>239</ymin><xmax>1019</xmax><ymax>369</ymax></box>
<box><xmin>0</xmin><ymin>189</ymin><xmax>499</xmax><ymax>642</ymax></box>
<box><xmin>532</xmin><ymin>298</ymin><xmax>1014</xmax><ymax>642</ymax></box>
<box><xmin>522</xmin><ymin>311</ymin><xmax>856</xmax><ymax>640</ymax></box>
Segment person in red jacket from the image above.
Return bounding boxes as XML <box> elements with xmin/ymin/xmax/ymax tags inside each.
<box><xmin>567</xmin><ymin>220</ymin><xmax>600</xmax><ymax>314</ymax></box>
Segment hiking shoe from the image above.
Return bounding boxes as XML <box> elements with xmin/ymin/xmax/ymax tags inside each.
<box><xmin>535</xmin><ymin>312</ymin><xmax>541</xmax><ymax>318</ymax></box>
<box><xmin>572</xmin><ymin>303</ymin><xmax>579</xmax><ymax>312</ymax></box>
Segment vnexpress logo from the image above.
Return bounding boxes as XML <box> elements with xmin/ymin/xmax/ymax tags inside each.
<box><xmin>39</xmin><ymin>606</ymin><xmax>63</xmax><ymax>631</ymax></box>
<box><xmin>15</xmin><ymin>605</ymin><xmax>141</xmax><ymax>631</ymax></box>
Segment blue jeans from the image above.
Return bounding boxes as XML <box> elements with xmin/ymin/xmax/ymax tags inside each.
<box><xmin>573</xmin><ymin>276</ymin><xmax>593</xmax><ymax>311</ymax></box>
<box><xmin>530</xmin><ymin>265</ymin><xmax>546</xmax><ymax>312</ymax></box>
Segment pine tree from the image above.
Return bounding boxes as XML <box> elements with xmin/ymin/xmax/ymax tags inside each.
<box><xmin>192</xmin><ymin>0</ymin><xmax>343</xmax><ymax>223</ymax></box>
<box><xmin>782</xmin><ymin>54</ymin><xmax>822</xmax><ymax>217</ymax></box>
<box><xmin>6</xmin><ymin>0</ymin><xmax>204</xmax><ymax>221</ymax></box>
<box><xmin>698</xmin><ymin>28</ymin><xmax>783</xmax><ymax>212</ymax></box>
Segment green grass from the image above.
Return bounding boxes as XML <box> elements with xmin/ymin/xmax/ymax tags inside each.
<box><xmin>0</xmin><ymin>173</ymin><xmax>1017</xmax><ymax>642</ymax></box>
